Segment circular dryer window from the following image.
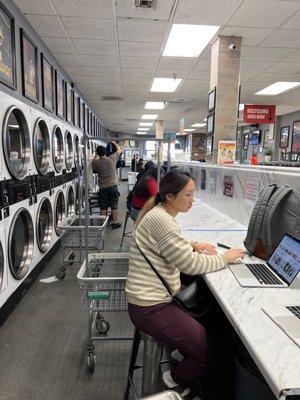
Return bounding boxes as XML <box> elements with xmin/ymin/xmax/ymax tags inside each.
<box><xmin>37</xmin><ymin>198</ymin><xmax>53</xmax><ymax>253</ymax></box>
<box><xmin>67</xmin><ymin>186</ymin><xmax>75</xmax><ymax>217</ymax></box>
<box><xmin>54</xmin><ymin>191</ymin><xmax>65</xmax><ymax>235</ymax></box>
<box><xmin>33</xmin><ymin>118</ymin><xmax>50</xmax><ymax>175</ymax></box>
<box><xmin>0</xmin><ymin>241</ymin><xmax>4</xmax><ymax>291</ymax></box>
<box><xmin>2</xmin><ymin>106</ymin><xmax>30</xmax><ymax>180</ymax></box>
<box><xmin>52</xmin><ymin>126</ymin><xmax>64</xmax><ymax>172</ymax></box>
<box><xmin>65</xmin><ymin>131</ymin><xmax>73</xmax><ymax>170</ymax></box>
<box><xmin>9</xmin><ymin>208</ymin><xmax>34</xmax><ymax>280</ymax></box>
<box><xmin>74</xmin><ymin>135</ymin><xmax>80</xmax><ymax>167</ymax></box>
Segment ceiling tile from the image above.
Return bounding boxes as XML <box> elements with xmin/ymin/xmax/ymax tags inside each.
<box><xmin>228</xmin><ymin>0</ymin><xmax>300</xmax><ymax>28</ymax></box>
<box><xmin>116</xmin><ymin>0</ymin><xmax>175</xmax><ymax>20</ymax></box>
<box><xmin>62</xmin><ymin>17</ymin><xmax>115</xmax><ymax>39</ymax></box>
<box><xmin>121</xmin><ymin>68</ymin><xmax>154</xmax><ymax>78</ymax></box>
<box><xmin>174</xmin><ymin>0</ymin><xmax>241</xmax><ymax>24</ymax></box>
<box><xmin>81</xmin><ymin>54</ymin><xmax>119</xmax><ymax>67</ymax></box>
<box><xmin>157</xmin><ymin>57</ymin><xmax>197</xmax><ymax>71</ymax></box>
<box><xmin>13</xmin><ymin>0</ymin><xmax>56</xmax><ymax>15</ymax></box>
<box><xmin>42</xmin><ymin>36</ymin><xmax>74</xmax><ymax>53</ymax></box>
<box><xmin>263</xmin><ymin>62</ymin><xmax>300</xmax><ymax>73</ymax></box>
<box><xmin>244</xmin><ymin>47</ymin><xmax>294</xmax><ymax>62</ymax></box>
<box><xmin>193</xmin><ymin>58</ymin><xmax>211</xmax><ymax>71</ymax></box>
<box><xmin>121</xmin><ymin>56</ymin><xmax>158</xmax><ymax>69</ymax></box>
<box><xmin>119</xmin><ymin>41</ymin><xmax>162</xmax><ymax>57</ymax></box>
<box><xmin>122</xmin><ymin>77</ymin><xmax>151</xmax><ymax>86</ymax></box>
<box><xmin>117</xmin><ymin>20</ymin><xmax>169</xmax><ymax>43</ymax></box>
<box><xmin>220</xmin><ymin>26</ymin><xmax>274</xmax><ymax>46</ymax></box>
<box><xmin>280</xmin><ymin>10</ymin><xmax>300</xmax><ymax>29</ymax></box>
<box><xmin>154</xmin><ymin>69</ymin><xmax>188</xmax><ymax>79</ymax></box>
<box><xmin>282</xmin><ymin>49</ymin><xmax>300</xmax><ymax>62</ymax></box>
<box><xmin>53</xmin><ymin>52</ymin><xmax>83</xmax><ymax>66</ymax></box>
<box><xmin>241</xmin><ymin>60</ymin><xmax>274</xmax><ymax>74</ymax></box>
<box><xmin>259</xmin><ymin>29</ymin><xmax>300</xmax><ymax>48</ymax></box>
<box><xmin>188</xmin><ymin>69</ymin><xmax>210</xmax><ymax>80</ymax></box>
<box><xmin>91</xmin><ymin>76</ymin><xmax>122</xmax><ymax>86</ymax></box>
<box><xmin>248</xmin><ymin>72</ymin><xmax>293</xmax><ymax>82</ymax></box>
<box><xmin>72</xmin><ymin>39</ymin><xmax>118</xmax><ymax>55</ymax></box>
<box><xmin>72</xmin><ymin>75</ymin><xmax>91</xmax><ymax>84</ymax></box>
<box><xmin>63</xmin><ymin>65</ymin><xmax>87</xmax><ymax>75</ymax></box>
<box><xmin>25</xmin><ymin>14</ymin><xmax>67</xmax><ymax>37</ymax></box>
<box><xmin>85</xmin><ymin>66</ymin><xmax>120</xmax><ymax>76</ymax></box>
<box><xmin>52</xmin><ymin>0</ymin><xmax>114</xmax><ymax>18</ymax></box>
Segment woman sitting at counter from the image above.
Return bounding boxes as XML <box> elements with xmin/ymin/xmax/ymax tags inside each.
<box><xmin>125</xmin><ymin>170</ymin><xmax>245</xmax><ymax>397</ymax></box>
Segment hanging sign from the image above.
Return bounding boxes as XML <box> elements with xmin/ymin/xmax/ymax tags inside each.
<box><xmin>155</xmin><ymin>120</ymin><xmax>164</xmax><ymax>139</ymax></box>
<box><xmin>243</xmin><ymin>105</ymin><xmax>276</xmax><ymax>124</ymax></box>
<box><xmin>217</xmin><ymin>140</ymin><xmax>236</xmax><ymax>165</ymax></box>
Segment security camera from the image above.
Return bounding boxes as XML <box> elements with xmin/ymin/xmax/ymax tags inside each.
<box><xmin>228</xmin><ymin>44</ymin><xmax>237</xmax><ymax>50</ymax></box>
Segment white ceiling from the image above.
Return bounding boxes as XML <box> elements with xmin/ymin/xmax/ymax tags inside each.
<box><xmin>13</xmin><ymin>0</ymin><xmax>300</xmax><ymax>136</ymax></box>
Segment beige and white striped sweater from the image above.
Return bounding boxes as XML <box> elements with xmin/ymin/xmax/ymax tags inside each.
<box><xmin>125</xmin><ymin>204</ymin><xmax>227</xmax><ymax>306</ymax></box>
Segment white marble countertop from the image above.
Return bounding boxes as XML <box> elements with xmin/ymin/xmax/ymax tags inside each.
<box><xmin>177</xmin><ymin>201</ymin><xmax>300</xmax><ymax>399</ymax></box>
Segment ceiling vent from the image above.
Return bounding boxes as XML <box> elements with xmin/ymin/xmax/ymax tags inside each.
<box><xmin>101</xmin><ymin>96</ymin><xmax>123</xmax><ymax>102</ymax></box>
<box><xmin>169</xmin><ymin>98</ymin><xmax>186</xmax><ymax>104</ymax></box>
<box><xmin>135</xmin><ymin>0</ymin><xmax>155</xmax><ymax>9</ymax></box>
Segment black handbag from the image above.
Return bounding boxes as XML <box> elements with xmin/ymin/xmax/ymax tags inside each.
<box><xmin>136</xmin><ymin>242</ymin><xmax>213</xmax><ymax>319</ymax></box>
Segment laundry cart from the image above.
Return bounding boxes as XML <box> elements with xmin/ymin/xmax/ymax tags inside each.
<box><xmin>141</xmin><ymin>392</ymin><xmax>183</xmax><ymax>400</ymax></box>
<box><xmin>56</xmin><ymin>215</ymin><xmax>108</xmax><ymax>279</ymax></box>
<box><xmin>77</xmin><ymin>252</ymin><xmax>131</xmax><ymax>372</ymax></box>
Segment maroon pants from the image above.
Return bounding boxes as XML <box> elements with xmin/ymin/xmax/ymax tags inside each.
<box><xmin>128</xmin><ymin>301</ymin><xmax>209</xmax><ymax>387</ymax></box>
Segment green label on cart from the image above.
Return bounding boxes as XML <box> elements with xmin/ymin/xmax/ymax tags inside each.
<box><xmin>88</xmin><ymin>291</ymin><xmax>110</xmax><ymax>300</ymax></box>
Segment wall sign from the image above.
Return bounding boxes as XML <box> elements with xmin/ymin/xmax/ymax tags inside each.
<box><xmin>223</xmin><ymin>175</ymin><xmax>234</xmax><ymax>198</ymax></box>
<box><xmin>279</xmin><ymin>126</ymin><xmax>289</xmax><ymax>149</ymax></box>
<box><xmin>217</xmin><ymin>140</ymin><xmax>236</xmax><ymax>165</ymax></box>
<box><xmin>0</xmin><ymin>2</ymin><xmax>16</xmax><ymax>89</ymax></box>
<box><xmin>20</xmin><ymin>29</ymin><xmax>39</xmax><ymax>103</ymax></box>
<box><xmin>243</xmin><ymin>105</ymin><xmax>276</xmax><ymax>124</ymax></box>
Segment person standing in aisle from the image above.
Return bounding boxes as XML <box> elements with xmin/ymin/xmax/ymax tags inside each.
<box><xmin>92</xmin><ymin>141</ymin><xmax>123</xmax><ymax>229</ymax></box>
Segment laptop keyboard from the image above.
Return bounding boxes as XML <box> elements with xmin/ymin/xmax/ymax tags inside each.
<box><xmin>287</xmin><ymin>306</ymin><xmax>300</xmax><ymax>320</ymax></box>
<box><xmin>245</xmin><ymin>263</ymin><xmax>283</xmax><ymax>285</ymax></box>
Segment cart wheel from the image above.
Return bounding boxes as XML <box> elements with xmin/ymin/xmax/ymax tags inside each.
<box><xmin>96</xmin><ymin>316</ymin><xmax>110</xmax><ymax>334</ymax></box>
<box><xmin>56</xmin><ymin>269</ymin><xmax>66</xmax><ymax>280</ymax></box>
<box><xmin>68</xmin><ymin>251</ymin><xmax>75</xmax><ymax>265</ymax></box>
<box><xmin>87</xmin><ymin>352</ymin><xmax>95</xmax><ymax>373</ymax></box>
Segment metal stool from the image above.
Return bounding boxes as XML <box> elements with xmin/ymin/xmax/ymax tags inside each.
<box><xmin>120</xmin><ymin>210</ymin><xmax>133</xmax><ymax>247</ymax></box>
<box><xmin>124</xmin><ymin>328</ymin><xmax>165</xmax><ymax>399</ymax></box>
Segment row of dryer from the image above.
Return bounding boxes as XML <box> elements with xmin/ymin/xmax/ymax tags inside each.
<box><xmin>0</xmin><ymin>90</ymin><xmax>105</xmax><ymax>309</ymax></box>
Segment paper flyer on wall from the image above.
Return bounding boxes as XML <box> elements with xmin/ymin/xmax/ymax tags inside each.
<box><xmin>217</xmin><ymin>140</ymin><xmax>236</xmax><ymax>165</ymax></box>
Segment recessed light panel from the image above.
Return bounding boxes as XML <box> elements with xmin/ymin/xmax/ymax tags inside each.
<box><xmin>138</xmin><ymin>128</ymin><xmax>150</xmax><ymax>131</ymax></box>
<box><xmin>150</xmin><ymin>78</ymin><xmax>182</xmax><ymax>93</ymax></box>
<box><xmin>191</xmin><ymin>123</ymin><xmax>206</xmax><ymax>127</ymax></box>
<box><xmin>141</xmin><ymin>114</ymin><xmax>158</xmax><ymax>120</ymax></box>
<box><xmin>145</xmin><ymin>102</ymin><xmax>165</xmax><ymax>110</ymax></box>
<box><xmin>184</xmin><ymin>129</ymin><xmax>196</xmax><ymax>132</ymax></box>
<box><xmin>163</xmin><ymin>24</ymin><xmax>219</xmax><ymax>57</ymax></box>
<box><xmin>255</xmin><ymin>82</ymin><xmax>300</xmax><ymax>95</ymax></box>
<box><xmin>139</xmin><ymin>122</ymin><xmax>153</xmax><ymax>127</ymax></box>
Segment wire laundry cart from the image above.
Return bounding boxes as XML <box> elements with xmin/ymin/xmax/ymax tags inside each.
<box><xmin>56</xmin><ymin>215</ymin><xmax>108</xmax><ymax>279</ymax></box>
<box><xmin>141</xmin><ymin>392</ymin><xmax>183</xmax><ymax>400</ymax></box>
<box><xmin>77</xmin><ymin>252</ymin><xmax>131</xmax><ymax>372</ymax></box>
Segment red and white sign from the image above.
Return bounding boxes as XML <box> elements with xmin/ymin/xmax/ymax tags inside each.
<box><xmin>243</xmin><ymin>105</ymin><xmax>276</xmax><ymax>124</ymax></box>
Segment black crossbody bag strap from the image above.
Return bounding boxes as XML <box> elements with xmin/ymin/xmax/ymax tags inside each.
<box><xmin>135</xmin><ymin>240</ymin><xmax>173</xmax><ymax>297</ymax></box>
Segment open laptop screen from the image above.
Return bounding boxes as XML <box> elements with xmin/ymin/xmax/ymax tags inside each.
<box><xmin>268</xmin><ymin>234</ymin><xmax>300</xmax><ymax>285</ymax></box>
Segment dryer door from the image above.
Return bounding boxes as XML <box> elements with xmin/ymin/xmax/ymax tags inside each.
<box><xmin>37</xmin><ymin>198</ymin><xmax>53</xmax><ymax>253</ymax></box>
<box><xmin>65</xmin><ymin>131</ymin><xmax>73</xmax><ymax>171</ymax></box>
<box><xmin>52</xmin><ymin>126</ymin><xmax>64</xmax><ymax>172</ymax></box>
<box><xmin>3</xmin><ymin>106</ymin><xmax>30</xmax><ymax>180</ymax></box>
<box><xmin>33</xmin><ymin>118</ymin><xmax>50</xmax><ymax>175</ymax></box>
<box><xmin>54</xmin><ymin>191</ymin><xmax>65</xmax><ymax>235</ymax></box>
<box><xmin>66</xmin><ymin>186</ymin><xmax>75</xmax><ymax>217</ymax></box>
<box><xmin>9</xmin><ymin>208</ymin><xmax>34</xmax><ymax>279</ymax></box>
<box><xmin>74</xmin><ymin>135</ymin><xmax>80</xmax><ymax>167</ymax></box>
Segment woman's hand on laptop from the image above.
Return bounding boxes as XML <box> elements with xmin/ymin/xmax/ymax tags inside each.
<box><xmin>223</xmin><ymin>248</ymin><xmax>246</xmax><ymax>264</ymax></box>
<box><xmin>192</xmin><ymin>242</ymin><xmax>217</xmax><ymax>255</ymax></box>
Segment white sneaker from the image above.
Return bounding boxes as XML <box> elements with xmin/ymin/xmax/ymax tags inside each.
<box><xmin>170</xmin><ymin>349</ymin><xmax>184</xmax><ymax>363</ymax></box>
<box><xmin>162</xmin><ymin>370</ymin><xmax>191</xmax><ymax>398</ymax></box>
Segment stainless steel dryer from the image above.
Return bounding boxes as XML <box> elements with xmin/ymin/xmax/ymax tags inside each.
<box><xmin>54</xmin><ymin>189</ymin><xmax>66</xmax><ymax>236</ymax></box>
<box><xmin>33</xmin><ymin>118</ymin><xmax>50</xmax><ymax>176</ymax></box>
<box><xmin>2</xmin><ymin>105</ymin><xmax>31</xmax><ymax>180</ymax></box>
<box><xmin>65</xmin><ymin>130</ymin><xmax>73</xmax><ymax>171</ymax></box>
<box><xmin>66</xmin><ymin>185</ymin><xmax>75</xmax><ymax>218</ymax></box>
<box><xmin>0</xmin><ymin>227</ymin><xmax>8</xmax><ymax>308</ymax></box>
<box><xmin>36</xmin><ymin>196</ymin><xmax>53</xmax><ymax>254</ymax></box>
<box><xmin>74</xmin><ymin>134</ymin><xmax>80</xmax><ymax>168</ymax></box>
<box><xmin>8</xmin><ymin>207</ymin><xmax>34</xmax><ymax>280</ymax></box>
<box><xmin>52</xmin><ymin>126</ymin><xmax>64</xmax><ymax>174</ymax></box>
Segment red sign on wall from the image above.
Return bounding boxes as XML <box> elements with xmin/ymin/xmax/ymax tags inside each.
<box><xmin>243</xmin><ymin>105</ymin><xmax>276</xmax><ymax>124</ymax></box>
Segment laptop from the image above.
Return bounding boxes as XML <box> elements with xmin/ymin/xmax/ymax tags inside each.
<box><xmin>263</xmin><ymin>304</ymin><xmax>300</xmax><ymax>347</ymax></box>
<box><xmin>229</xmin><ymin>233</ymin><xmax>300</xmax><ymax>288</ymax></box>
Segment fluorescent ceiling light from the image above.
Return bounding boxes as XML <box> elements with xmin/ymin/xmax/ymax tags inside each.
<box><xmin>150</xmin><ymin>77</ymin><xmax>182</xmax><ymax>93</ymax></box>
<box><xmin>163</xmin><ymin>24</ymin><xmax>219</xmax><ymax>57</ymax></box>
<box><xmin>145</xmin><ymin>102</ymin><xmax>165</xmax><ymax>110</ymax></box>
<box><xmin>255</xmin><ymin>82</ymin><xmax>300</xmax><ymax>95</ymax></box>
<box><xmin>184</xmin><ymin>129</ymin><xmax>196</xmax><ymax>132</ymax></box>
<box><xmin>137</xmin><ymin>132</ymin><xmax>147</xmax><ymax>135</ymax></box>
<box><xmin>138</xmin><ymin>128</ymin><xmax>150</xmax><ymax>131</ymax></box>
<box><xmin>141</xmin><ymin>114</ymin><xmax>158</xmax><ymax>120</ymax></box>
<box><xmin>191</xmin><ymin>123</ymin><xmax>206</xmax><ymax>128</ymax></box>
<box><xmin>139</xmin><ymin>122</ymin><xmax>153</xmax><ymax>127</ymax></box>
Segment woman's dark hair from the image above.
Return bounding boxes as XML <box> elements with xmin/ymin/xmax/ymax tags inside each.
<box><xmin>144</xmin><ymin>160</ymin><xmax>155</xmax><ymax>172</ymax></box>
<box><xmin>132</xmin><ymin>167</ymin><xmax>160</xmax><ymax>198</ymax></box>
<box><xmin>136</xmin><ymin>170</ymin><xmax>193</xmax><ymax>226</ymax></box>
<box><xmin>96</xmin><ymin>145</ymin><xmax>106</xmax><ymax>157</ymax></box>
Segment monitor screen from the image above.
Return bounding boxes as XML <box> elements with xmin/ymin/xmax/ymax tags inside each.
<box><xmin>268</xmin><ymin>234</ymin><xmax>300</xmax><ymax>284</ymax></box>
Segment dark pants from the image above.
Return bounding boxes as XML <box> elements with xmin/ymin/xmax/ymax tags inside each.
<box><xmin>128</xmin><ymin>301</ymin><xmax>209</xmax><ymax>387</ymax></box>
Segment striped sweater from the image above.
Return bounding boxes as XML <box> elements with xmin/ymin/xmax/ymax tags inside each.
<box><xmin>125</xmin><ymin>204</ymin><xmax>227</xmax><ymax>306</ymax></box>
